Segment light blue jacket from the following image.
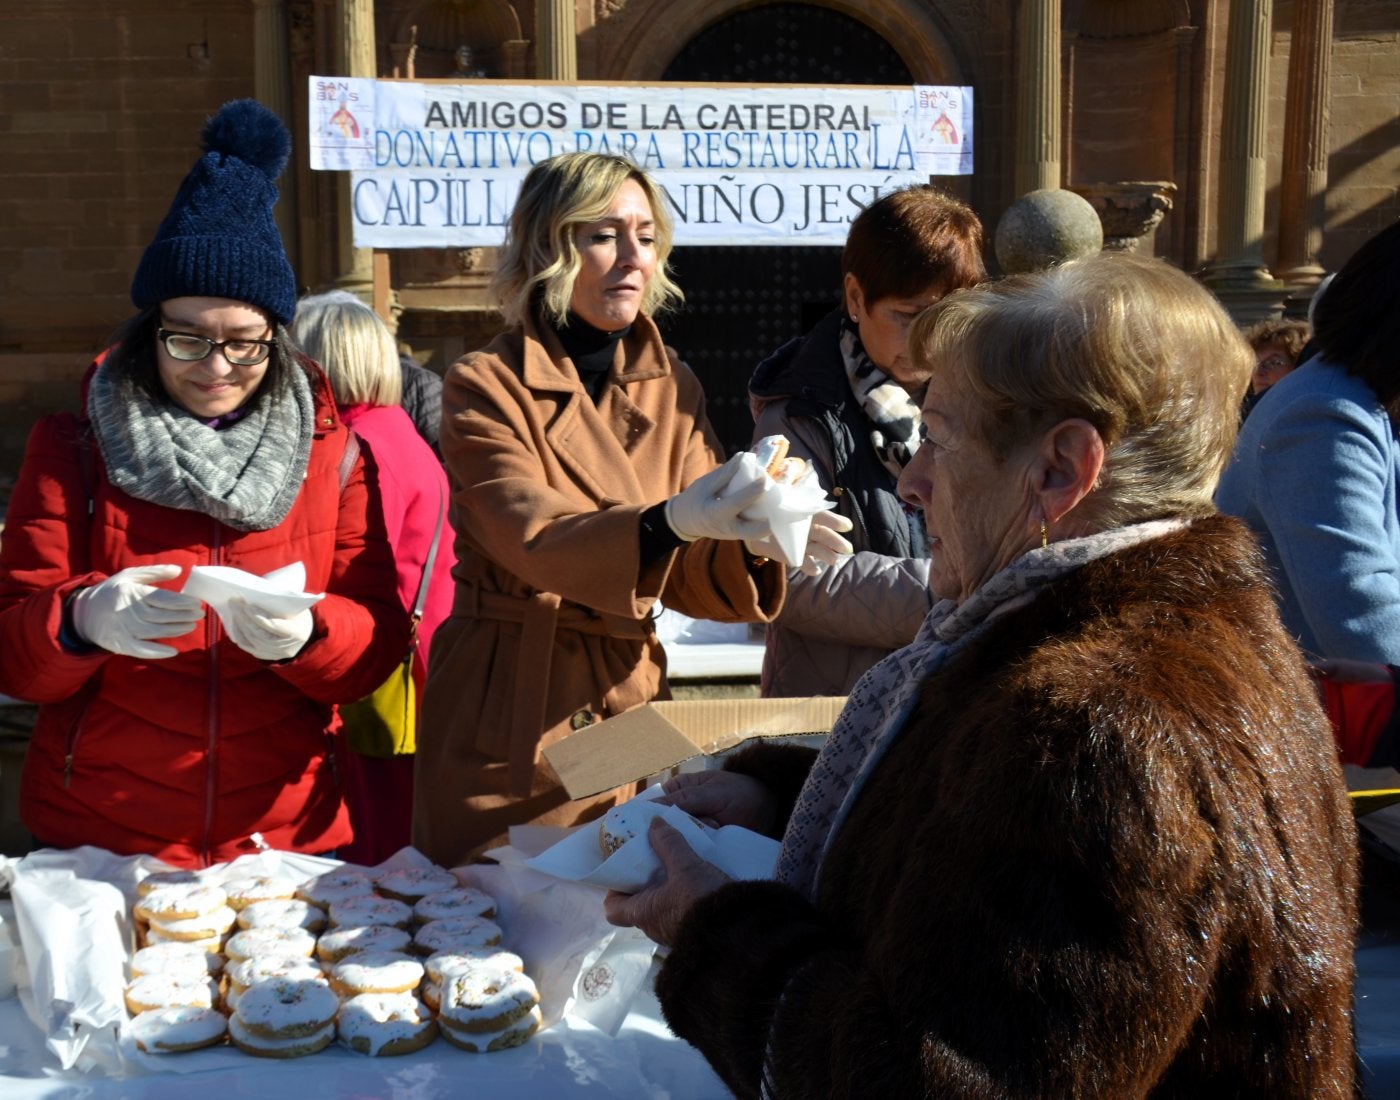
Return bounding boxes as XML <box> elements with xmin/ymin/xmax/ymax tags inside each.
<box><xmin>1216</xmin><ymin>356</ymin><xmax>1400</xmax><ymax>662</ymax></box>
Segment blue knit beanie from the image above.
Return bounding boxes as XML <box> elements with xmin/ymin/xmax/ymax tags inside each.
<box><xmin>131</xmin><ymin>99</ymin><xmax>298</xmax><ymax>326</ymax></box>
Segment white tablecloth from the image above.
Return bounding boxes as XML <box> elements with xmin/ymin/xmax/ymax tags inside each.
<box><xmin>0</xmin><ymin>849</ymin><xmax>731</xmax><ymax>1099</ymax></box>
<box><xmin>0</xmin><ymin>978</ymin><xmax>728</xmax><ymax>1098</ymax></box>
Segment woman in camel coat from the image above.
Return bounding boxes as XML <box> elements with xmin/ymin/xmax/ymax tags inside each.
<box><xmin>413</xmin><ymin>152</ymin><xmax>850</xmax><ymax>865</ymax></box>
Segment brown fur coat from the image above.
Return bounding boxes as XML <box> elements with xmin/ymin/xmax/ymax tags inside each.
<box><xmin>657</xmin><ymin>515</ymin><xmax>1358</xmax><ymax>1098</ymax></box>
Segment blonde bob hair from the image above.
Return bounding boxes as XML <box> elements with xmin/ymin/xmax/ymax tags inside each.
<box><xmin>491</xmin><ymin>151</ymin><xmax>683</xmax><ymax>329</ymax></box>
<box><xmin>294</xmin><ymin>290</ymin><xmax>403</xmax><ymax>407</ymax></box>
<box><xmin>909</xmin><ymin>252</ymin><xmax>1253</xmax><ymax>529</ymax></box>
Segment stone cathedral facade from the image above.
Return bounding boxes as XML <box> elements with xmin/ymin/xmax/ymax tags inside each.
<box><xmin>0</xmin><ymin>0</ymin><xmax>1396</xmax><ymax>478</ymax></box>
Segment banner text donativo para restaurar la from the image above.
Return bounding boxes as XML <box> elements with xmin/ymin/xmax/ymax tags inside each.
<box><xmin>308</xmin><ymin>78</ymin><xmax>974</xmax><ymax>248</ymax></box>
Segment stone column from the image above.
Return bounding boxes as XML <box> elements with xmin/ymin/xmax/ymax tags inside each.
<box><xmin>334</xmin><ymin>0</ymin><xmax>375</xmax><ymax>299</ymax></box>
<box><xmin>1202</xmin><ymin>0</ymin><xmax>1285</xmax><ymax>323</ymax></box>
<box><xmin>536</xmin><ymin>0</ymin><xmax>577</xmax><ymax>81</ymax></box>
<box><xmin>1015</xmin><ymin>0</ymin><xmax>1062</xmax><ymax>195</ymax></box>
<box><xmin>1275</xmin><ymin>0</ymin><xmax>1334</xmax><ymax>294</ymax></box>
<box><xmin>252</xmin><ymin>0</ymin><xmax>297</xmax><ymax>270</ymax></box>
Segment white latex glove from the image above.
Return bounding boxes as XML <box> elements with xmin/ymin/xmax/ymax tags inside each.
<box><xmin>745</xmin><ymin>509</ymin><xmax>855</xmax><ymax>576</ymax></box>
<box><xmin>69</xmin><ymin>564</ymin><xmax>205</xmax><ymax>659</ymax></box>
<box><xmin>222</xmin><ymin>595</ymin><xmax>314</xmax><ymax>662</ymax></box>
<box><xmin>664</xmin><ymin>453</ymin><xmax>771</xmax><ymax>544</ymax></box>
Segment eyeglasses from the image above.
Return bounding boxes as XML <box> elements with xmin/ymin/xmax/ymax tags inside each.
<box><xmin>157</xmin><ymin>327</ymin><xmax>275</xmax><ymax>366</ymax></box>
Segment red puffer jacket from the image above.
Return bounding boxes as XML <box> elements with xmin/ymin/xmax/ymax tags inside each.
<box><xmin>0</xmin><ymin>361</ymin><xmax>409</xmax><ymax>867</ymax></box>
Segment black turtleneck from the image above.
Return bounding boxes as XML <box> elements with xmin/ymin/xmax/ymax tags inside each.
<box><xmin>550</xmin><ymin>313</ymin><xmax>684</xmax><ymax>564</ymax></box>
<box><xmin>554</xmin><ymin>312</ymin><xmax>627</xmax><ymax>402</ymax></box>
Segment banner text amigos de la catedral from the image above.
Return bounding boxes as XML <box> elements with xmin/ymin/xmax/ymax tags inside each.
<box><xmin>309</xmin><ymin>78</ymin><xmax>974</xmax><ymax>248</ymax></box>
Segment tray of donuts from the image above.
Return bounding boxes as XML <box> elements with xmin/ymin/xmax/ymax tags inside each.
<box><xmin>125</xmin><ymin>863</ymin><xmax>541</xmax><ymax>1059</ymax></box>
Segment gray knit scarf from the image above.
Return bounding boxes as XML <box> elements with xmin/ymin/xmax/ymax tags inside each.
<box><xmin>87</xmin><ymin>359</ymin><xmax>315</xmax><ymax>532</ymax></box>
<box><xmin>774</xmin><ymin>518</ymin><xmax>1188</xmax><ymax>901</ymax></box>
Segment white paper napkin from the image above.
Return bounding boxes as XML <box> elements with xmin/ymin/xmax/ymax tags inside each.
<box><xmin>723</xmin><ymin>451</ymin><xmax>838</xmax><ymax>568</ymax></box>
<box><xmin>523</xmin><ymin>786</ymin><xmax>781</xmax><ymax>894</ymax></box>
<box><xmin>182</xmin><ymin>561</ymin><xmax>324</xmax><ymax>620</ymax></box>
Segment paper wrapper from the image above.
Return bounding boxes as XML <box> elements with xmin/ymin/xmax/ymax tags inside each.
<box><xmin>493</xmin><ymin>789</ymin><xmax>779</xmax><ymax>1037</ymax></box>
<box><xmin>522</xmin><ymin>785</ymin><xmax>781</xmax><ymax>894</ymax></box>
<box><xmin>182</xmin><ymin>561</ymin><xmax>324</xmax><ymax>620</ymax></box>
<box><xmin>726</xmin><ymin>451</ymin><xmax>836</xmax><ymax>568</ymax></box>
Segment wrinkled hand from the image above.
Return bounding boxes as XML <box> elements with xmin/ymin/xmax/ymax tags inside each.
<box><xmin>665</xmin><ymin>453</ymin><xmax>771</xmax><ymax>544</ymax></box>
<box><xmin>745</xmin><ymin>509</ymin><xmax>855</xmax><ymax>576</ymax></box>
<box><xmin>69</xmin><ymin>564</ymin><xmax>204</xmax><ymax>659</ymax></box>
<box><xmin>657</xmin><ymin>770</ymin><xmax>777</xmax><ymax>833</ymax></box>
<box><xmin>603</xmin><ymin>818</ymin><xmax>732</xmax><ymax>946</ymax></box>
<box><xmin>221</xmin><ymin>595</ymin><xmax>313</xmax><ymax>661</ymax></box>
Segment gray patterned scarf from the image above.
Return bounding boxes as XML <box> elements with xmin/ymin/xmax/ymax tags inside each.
<box><xmin>87</xmin><ymin>359</ymin><xmax>314</xmax><ymax>532</ymax></box>
<box><xmin>839</xmin><ymin>318</ymin><xmax>922</xmax><ymax>479</ymax></box>
<box><xmin>774</xmin><ymin>518</ymin><xmax>1188</xmax><ymax>901</ymax></box>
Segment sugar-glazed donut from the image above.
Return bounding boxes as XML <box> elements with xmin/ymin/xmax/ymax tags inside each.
<box><xmin>329</xmin><ymin>950</ymin><xmax>425</xmax><ymax>997</ymax></box>
<box><xmin>224</xmin><ymin>926</ymin><xmax>316</xmax><ymax>963</ymax></box>
<box><xmin>424</xmin><ymin>948</ymin><xmax>524</xmax><ymax>987</ymax></box>
<box><xmin>412</xmin><ymin>916</ymin><xmax>503</xmax><ymax>956</ymax></box>
<box><xmin>375</xmin><ymin>866</ymin><xmax>459</xmax><ymax>904</ymax></box>
<box><xmin>142</xmin><ymin>926</ymin><xmax>224</xmax><ymax>953</ymax></box>
<box><xmin>236</xmin><ymin>898</ymin><xmax>328</xmax><ymax>933</ymax></box>
<box><xmin>294</xmin><ymin>869</ymin><xmax>374</xmax><ymax>909</ymax></box>
<box><xmin>146</xmin><ymin>906</ymin><xmax>237</xmax><ymax>943</ymax></box>
<box><xmin>598</xmin><ymin>800</ymin><xmax>671</xmax><ymax>857</ymax></box>
<box><xmin>135</xmin><ymin>883</ymin><xmax>228</xmax><ymax>923</ymax></box>
<box><xmin>220</xmin><ymin>875</ymin><xmax>298</xmax><ymax>912</ymax></box>
<box><xmin>136</xmin><ymin>868</ymin><xmax>204</xmax><ymax>897</ymax></box>
<box><xmin>329</xmin><ymin>895</ymin><xmax>413</xmax><ymax>930</ymax></box>
<box><xmin>225</xmin><ymin>955</ymin><xmax>328</xmax><ymax>996</ymax></box>
<box><xmin>129</xmin><ymin>1005</ymin><xmax>227</xmax><ymax>1054</ymax></box>
<box><xmin>337</xmin><ymin>992</ymin><xmax>438</xmax><ymax>1056</ymax></box>
<box><xmin>436</xmin><ymin>964</ymin><xmax>539</xmax><ymax>1034</ymax></box>
<box><xmin>130</xmin><ymin>941</ymin><xmax>216</xmax><ymax>982</ymax></box>
<box><xmin>124</xmin><ymin>973</ymin><xmax>220</xmax><ymax>1015</ymax></box>
<box><xmin>412</xmin><ymin>887</ymin><xmax>497</xmax><ymax>925</ymax></box>
<box><xmin>234</xmin><ymin>976</ymin><xmax>339</xmax><ymax>1040</ymax></box>
<box><xmin>439</xmin><ymin>1004</ymin><xmax>543</xmax><ymax>1053</ymax></box>
<box><xmin>316</xmin><ymin>923</ymin><xmax>412</xmax><ymax>963</ymax></box>
<box><xmin>228</xmin><ymin>1015</ymin><xmax>334</xmax><ymax>1059</ymax></box>
<box><xmin>421</xmin><ymin>948</ymin><xmax>525</xmax><ymax>1013</ymax></box>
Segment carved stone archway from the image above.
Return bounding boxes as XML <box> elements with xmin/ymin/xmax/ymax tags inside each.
<box><xmin>599</xmin><ymin>0</ymin><xmax>967</xmax><ymax>86</ymax></box>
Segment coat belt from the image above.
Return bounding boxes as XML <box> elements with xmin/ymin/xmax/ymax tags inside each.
<box><xmin>452</xmin><ymin>581</ymin><xmax>653</xmax><ymax>796</ymax></box>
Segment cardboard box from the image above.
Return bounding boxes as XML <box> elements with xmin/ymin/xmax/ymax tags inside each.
<box><xmin>543</xmin><ymin>696</ymin><xmax>846</xmax><ymax>799</ymax></box>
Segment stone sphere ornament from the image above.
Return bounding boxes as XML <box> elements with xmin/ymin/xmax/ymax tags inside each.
<box><xmin>994</xmin><ymin>189</ymin><xmax>1104</xmax><ymax>275</ymax></box>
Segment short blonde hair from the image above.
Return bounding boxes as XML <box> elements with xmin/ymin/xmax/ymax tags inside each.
<box><xmin>909</xmin><ymin>253</ymin><xmax>1253</xmax><ymax>528</ymax></box>
<box><xmin>491</xmin><ymin>152</ymin><xmax>683</xmax><ymax>329</ymax></box>
<box><xmin>293</xmin><ymin>291</ymin><xmax>402</xmax><ymax>407</ymax></box>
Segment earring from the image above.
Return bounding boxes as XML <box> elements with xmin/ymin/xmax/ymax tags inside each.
<box><xmin>1040</xmin><ymin>518</ymin><xmax>1049</xmax><ymax>549</ymax></box>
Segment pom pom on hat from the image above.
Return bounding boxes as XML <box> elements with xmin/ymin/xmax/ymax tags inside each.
<box><xmin>131</xmin><ymin>99</ymin><xmax>298</xmax><ymax>325</ymax></box>
<box><xmin>201</xmin><ymin>99</ymin><xmax>292</xmax><ymax>181</ymax></box>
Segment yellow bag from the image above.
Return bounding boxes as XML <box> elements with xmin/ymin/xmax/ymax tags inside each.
<box><xmin>338</xmin><ymin>486</ymin><xmax>442</xmax><ymax>758</ymax></box>
<box><xmin>341</xmin><ymin>648</ymin><xmax>417</xmax><ymax>757</ymax></box>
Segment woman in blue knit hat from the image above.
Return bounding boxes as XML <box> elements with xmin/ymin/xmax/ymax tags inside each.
<box><xmin>0</xmin><ymin>100</ymin><xmax>409</xmax><ymax>868</ymax></box>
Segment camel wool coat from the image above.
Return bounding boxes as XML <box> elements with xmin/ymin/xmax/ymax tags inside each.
<box><xmin>414</xmin><ymin>312</ymin><xmax>784</xmax><ymax>866</ymax></box>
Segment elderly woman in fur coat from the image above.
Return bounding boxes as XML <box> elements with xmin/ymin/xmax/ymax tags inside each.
<box><xmin>606</xmin><ymin>253</ymin><xmax>1359</xmax><ymax>1098</ymax></box>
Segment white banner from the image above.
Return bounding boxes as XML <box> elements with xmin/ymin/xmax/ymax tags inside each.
<box><xmin>309</xmin><ymin>78</ymin><xmax>974</xmax><ymax>248</ymax></box>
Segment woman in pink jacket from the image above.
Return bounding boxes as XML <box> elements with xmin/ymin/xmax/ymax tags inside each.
<box><xmin>294</xmin><ymin>290</ymin><xmax>455</xmax><ymax>865</ymax></box>
<box><xmin>0</xmin><ymin>101</ymin><xmax>407</xmax><ymax>867</ymax></box>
